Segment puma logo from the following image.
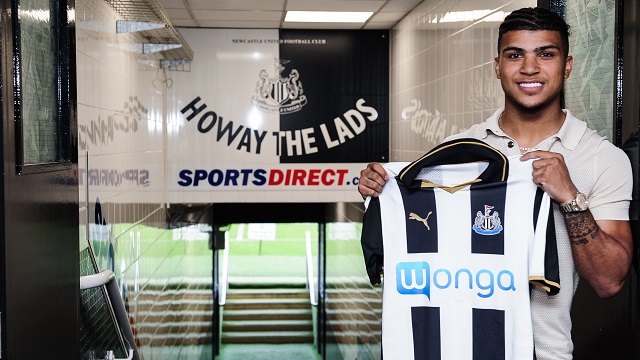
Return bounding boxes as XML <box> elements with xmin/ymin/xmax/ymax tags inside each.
<box><xmin>409</xmin><ymin>211</ymin><xmax>433</xmax><ymax>230</ymax></box>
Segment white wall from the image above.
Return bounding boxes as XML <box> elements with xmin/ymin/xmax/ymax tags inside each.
<box><xmin>76</xmin><ymin>0</ymin><xmax>211</xmax><ymax>358</ymax></box>
<box><xmin>389</xmin><ymin>0</ymin><xmax>537</xmax><ymax>162</ymax></box>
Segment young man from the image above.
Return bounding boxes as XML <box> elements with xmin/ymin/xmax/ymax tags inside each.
<box><xmin>358</xmin><ymin>7</ymin><xmax>633</xmax><ymax>359</ymax></box>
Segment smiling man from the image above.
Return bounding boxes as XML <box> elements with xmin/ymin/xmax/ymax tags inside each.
<box><xmin>357</xmin><ymin>7</ymin><xmax>633</xmax><ymax>360</ymax></box>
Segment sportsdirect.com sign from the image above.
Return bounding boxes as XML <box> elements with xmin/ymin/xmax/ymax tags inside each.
<box><xmin>177</xmin><ymin>167</ymin><xmax>360</xmax><ymax>188</ymax></box>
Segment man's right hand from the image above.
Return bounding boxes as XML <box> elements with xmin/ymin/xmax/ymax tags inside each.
<box><xmin>358</xmin><ymin>162</ymin><xmax>389</xmax><ymax>199</ymax></box>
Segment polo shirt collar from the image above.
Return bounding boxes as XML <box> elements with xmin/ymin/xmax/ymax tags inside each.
<box><xmin>482</xmin><ymin>108</ymin><xmax>586</xmax><ymax>151</ymax></box>
<box><xmin>483</xmin><ymin>108</ymin><xmax>505</xmax><ymax>138</ymax></box>
<box><xmin>556</xmin><ymin>109</ymin><xmax>587</xmax><ymax>150</ymax></box>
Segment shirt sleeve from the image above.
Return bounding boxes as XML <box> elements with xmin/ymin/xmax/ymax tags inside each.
<box><xmin>529</xmin><ymin>188</ymin><xmax>560</xmax><ymax>295</ymax></box>
<box><xmin>589</xmin><ymin>141</ymin><xmax>633</xmax><ymax>221</ymax></box>
<box><xmin>361</xmin><ymin>196</ymin><xmax>384</xmax><ymax>286</ymax></box>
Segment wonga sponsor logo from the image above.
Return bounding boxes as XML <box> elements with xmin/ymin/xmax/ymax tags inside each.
<box><xmin>396</xmin><ymin>261</ymin><xmax>516</xmax><ymax>300</ymax></box>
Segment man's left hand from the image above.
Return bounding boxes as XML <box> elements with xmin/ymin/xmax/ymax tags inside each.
<box><xmin>520</xmin><ymin>150</ymin><xmax>578</xmax><ymax>204</ymax></box>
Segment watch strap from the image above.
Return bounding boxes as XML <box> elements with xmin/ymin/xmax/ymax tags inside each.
<box><xmin>560</xmin><ymin>200</ymin><xmax>579</xmax><ymax>213</ymax></box>
<box><xmin>559</xmin><ymin>192</ymin><xmax>588</xmax><ymax>213</ymax></box>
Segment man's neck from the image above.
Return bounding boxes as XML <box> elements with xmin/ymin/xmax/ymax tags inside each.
<box><xmin>499</xmin><ymin>105</ymin><xmax>566</xmax><ymax>149</ymax></box>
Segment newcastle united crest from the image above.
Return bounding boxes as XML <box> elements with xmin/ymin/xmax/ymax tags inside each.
<box><xmin>251</xmin><ymin>59</ymin><xmax>307</xmax><ymax>114</ymax></box>
<box><xmin>472</xmin><ymin>205</ymin><xmax>503</xmax><ymax>235</ymax></box>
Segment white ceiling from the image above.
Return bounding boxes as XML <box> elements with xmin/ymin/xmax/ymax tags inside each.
<box><xmin>155</xmin><ymin>0</ymin><xmax>425</xmax><ymax>29</ymax></box>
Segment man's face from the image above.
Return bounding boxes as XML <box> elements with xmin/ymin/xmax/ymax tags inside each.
<box><xmin>494</xmin><ymin>30</ymin><xmax>573</xmax><ymax>113</ymax></box>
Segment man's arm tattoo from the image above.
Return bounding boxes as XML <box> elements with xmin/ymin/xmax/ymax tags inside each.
<box><xmin>563</xmin><ymin>212</ymin><xmax>600</xmax><ymax>246</ymax></box>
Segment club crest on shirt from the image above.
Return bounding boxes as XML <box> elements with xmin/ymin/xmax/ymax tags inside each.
<box><xmin>473</xmin><ymin>205</ymin><xmax>503</xmax><ymax>235</ymax></box>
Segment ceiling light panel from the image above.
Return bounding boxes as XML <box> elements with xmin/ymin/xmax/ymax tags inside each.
<box><xmin>286</xmin><ymin>0</ymin><xmax>384</xmax><ymax>12</ymax></box>
<box><xmin>285</xmin><ymin>11</ymin><xmax>373</xmax><ymax>23</ymax></box>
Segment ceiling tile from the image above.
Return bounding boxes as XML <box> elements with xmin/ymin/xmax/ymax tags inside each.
<box><xmin>369</xmin><ymin>11</ymin><xmax>407</xmax><ymax>22</ymax></box>
<box><xmin>196</xmin><ymin>20</ymin><xmax>283</xmax><ymax>28</ymax></box>
<box><xmin>153</xmin><ymin>0</ymin><xmax>419</xmax><ymax>30</ymax></box>
<box><xmin>172</xmin><ymin>19</ymin><xmax>199</xmax><ymax>27</ymax></box>
<box><xmin>157</xmin><ymin>0</ymin><xmax>186</xmax><ymax>9</ymax></box>
<box><xmin>193</xmin><ymin>10</ymin><xmax>283</xmax><ymax>22</ymax></box>
<box><xmin>163</xmin><ymin>8</ymin><xmax>192</xmax><ymax>20</ymax></box>
<box><xmin>380</xmin><ymin>0</ymin><xmax>423</xmax><ymax>12</ymax></box>
<box><xmin>187</xmin><ymin>0</ymin><xmax>286</xmax><ymax>11</ymax></box>
<box><xmin>364</xmin><ymin>21</ymin><xmax>397</xmax><ymax>29</ymax></box>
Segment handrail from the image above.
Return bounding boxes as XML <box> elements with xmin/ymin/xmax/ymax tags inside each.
<box><xmin>305</xmin><ymin>230</ymin><xmax>318</xmax><ymax>306</ymax></box>
<box><xmin>80</xmin><ymin>270</ymin><xmax>138</xmax><ymax>360</ymax></box>
<box><xmin>105</xmin><ymin>349</ymin><xmax>135</xmax><ymax>360</ymax></box>
<box><xmin>80</xmin><ymin>270</ymin><xmax>116</xmax><ymax>289</ymax></box>
<box><xmin>219</xmin><ymin>231</ymin><xmax>230</xmax><ymax>306</ymax></box>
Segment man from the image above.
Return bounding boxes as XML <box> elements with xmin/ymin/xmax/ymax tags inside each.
<box><xmin>358</xmin><ymin>7</ymin><xmax>633</xmax><ymax>359</ymax></box>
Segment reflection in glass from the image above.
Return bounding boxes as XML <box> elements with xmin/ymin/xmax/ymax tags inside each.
<box><xmin>20</xmin><ymin>0</ymin><xmax>59</xmax><ymax>164</ymax></box>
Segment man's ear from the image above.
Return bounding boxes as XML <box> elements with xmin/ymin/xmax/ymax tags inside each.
<box><xmin>494</xmin><ymin>57</ymin><xmax>501</xmax><ymax>79</ymax></box>
<box><xmin>564</xmin><ymin>55</ymin><xmax>573</xmax><ymax>79</ymax></box>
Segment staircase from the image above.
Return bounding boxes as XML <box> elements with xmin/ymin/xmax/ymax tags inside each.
<box><xmin>134</xmin><ymin>282</ymin><xmax>213</xmax><ymax>347</ymax></box>
<box><xmin>222</xmin><ymin>287</ymin><xmax>314</xmax><ymax>344</ymax></box>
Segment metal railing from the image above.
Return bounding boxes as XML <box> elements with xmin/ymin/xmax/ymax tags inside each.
<box><xmin>219</xmin><ymin>231</ymin><xmax>230</xmax><ymax>306</ymax></box>
<box><xmin>80</xmin><ymin>270</ymin><xmax>138</xmax><ymax>360</ymax></box>
<box><xmin>218</xmin><ymin>229</ymin><xmax>315</xmax><ymax>306</ymax></box>
<box><xmin>305</xmin><ymin>230</ymin><xmax>318</xmax><ymax>306</ymax></box>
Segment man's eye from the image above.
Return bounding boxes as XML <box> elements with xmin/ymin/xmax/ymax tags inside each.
<box><xmin>540</xmin><ymin>52</ymin><xmax>554</xmax><ymax>57</ymax></box>
<box><xmin>507</xmin><ymin>53</ymin><xmax>521</xmax><ymax>59</ymax></box>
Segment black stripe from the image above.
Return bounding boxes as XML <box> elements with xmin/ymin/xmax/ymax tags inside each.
<box><xmin>412</xmin><ymin>306</ymin><xmax>441</xmax><ymax>360</ymax></box>
<box><xmin>544</xmin><ymin>205</ymin><xmax>560</xmax><ymax>295</ymax></box>
<box><xmin>533</xmin><ymin>187</ymin><xmax>544</xmax><ymax>230</ymax></box>
<box><xmin>471</xmin><ymin>182</ymin><xmax>506</xmax><ymax>254</ymax></box>
<box><xmin>473</xmin><ymin>308</ymin><xmax>505</xmax><ymax>360</ymax></box>
<box><xmin>400</xmin><ymin>183</ymin><xmax>438</xmax><ymax>253</ymax></box>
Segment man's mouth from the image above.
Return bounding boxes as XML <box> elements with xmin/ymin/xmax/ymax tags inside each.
<box><xmin>519</xmin><ymin>82</ymin><xmax>543</xmax><ymax>88</ymax></box>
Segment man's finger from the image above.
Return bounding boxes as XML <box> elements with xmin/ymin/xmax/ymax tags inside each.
<box><xmin>368</xmin><ymin>162</ymin><xmax>389</xmax><ymax>180</ymax></box>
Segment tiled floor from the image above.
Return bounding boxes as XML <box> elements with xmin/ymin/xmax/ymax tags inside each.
<box><xmin>216</xmin><ymin>344</ymin><xmax>321</xmax><ymax>360</ymax></box>
<box><xmin>143</xmin><ymin>345</ymin><xmax>213</xmax><ymax>360</ymax></box>
<box><xmin>143</xmin><ymin>343</ymin><xmax>321</xmax><ymax>360</ymax></box>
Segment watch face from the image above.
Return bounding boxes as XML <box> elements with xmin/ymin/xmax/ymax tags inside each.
<box><xmin>575</xmin><ymin>193</ymin><xmax>589</xmax><ymax>210</ymax></box>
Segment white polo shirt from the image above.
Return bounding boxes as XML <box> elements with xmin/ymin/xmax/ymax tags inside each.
<box><xmin>446</xmin><ymin>108</ymin><xmax>632</xmax><ymax>360</ymax></box>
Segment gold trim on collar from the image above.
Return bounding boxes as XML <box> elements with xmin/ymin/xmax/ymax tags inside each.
<box><xmin>399</xmin><ymin>141</ymin><xmax>508</xmax><ymax>182</ymax></box>
<box><xmin>420</xmin><ymin>178</ymin><xmax>483</xmax><ymax>194</ymax></box>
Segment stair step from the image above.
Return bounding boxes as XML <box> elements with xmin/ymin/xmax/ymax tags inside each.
<box><xmin>225</xmin><ymin>288</ymin><xmax>309</xmax><ymax>299</ymax></box>
<box><xmin>221</xmin><ymin>331</ymin><xmax>314</xmax><ymax>344</ymax></box>
<box><xmin>228</xmin><ymin>277</ymin><xmax>306</xmax><ymax>288</ymax></box>
<box><xmin>223</xmin><ymin>319</ymin><xmax>312</xmax><ymax>332</ymax></box>
<box><xmin>221</xmin><ymin>286</ymin><xmax>315</xmax><ymax>344</ymax></box>
<box><xmin>223</xmin><ymin>308</ymin><xmax>312</xmax><ymax>321</ymax></box>
<box><xmin>224</xmin><ymin>298</ymin><xmax>310</xmax><ymax>311</ymax></box>
<box><xmin>136</xmin><ymin>324</ymin><xmax>211</xmax><ymax>336</ymax></box>
<box><xmin>136</xmin><ymin>332</ymin><xmax>212</xmax><ymax>346</ymax></box>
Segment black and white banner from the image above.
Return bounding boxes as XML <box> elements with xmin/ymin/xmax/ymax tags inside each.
<box><xmin>168</xmin><ymin>29</ymin><xmax>389</xmax><ymax>203</ymax></box>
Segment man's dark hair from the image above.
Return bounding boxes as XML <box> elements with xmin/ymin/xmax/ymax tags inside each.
<box><xmin>498</xmin><ymin>7</ymin><xmax>570</xmax><ymax>56</ymax></box>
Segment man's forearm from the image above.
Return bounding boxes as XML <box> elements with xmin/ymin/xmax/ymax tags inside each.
<box><xmin>564</xmin><ymin>211</ymin><xmax>600</xmax><ymax>246</ymax></box>
<box><xmin>563</xmin><ymin>210</ymin><xmax>632</xmax><ymax>298</ymax></box>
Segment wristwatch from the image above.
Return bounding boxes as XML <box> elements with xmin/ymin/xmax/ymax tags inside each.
<box><xmin>559</xmin><ymin>192</ymin><xmax>589</xmax><ymax>213</ymax></box>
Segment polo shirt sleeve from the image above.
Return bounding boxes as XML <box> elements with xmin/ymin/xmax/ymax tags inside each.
<box><xmin>589</xmin><ymin>141</ymin><xmax>633</xmax><ymax>220</ymax></box>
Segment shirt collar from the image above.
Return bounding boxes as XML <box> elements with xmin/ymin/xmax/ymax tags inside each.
<box><xmin>483</xmin><ymin>107</ymin><xmax>586</xmax><ymax>150</ymax></box>
<box><xmin>483</xmin><ymin>108</ymin><xmax>505</xmax><ymax>139</ymax></box>
<box><xmin>555</xmin><ymin>109</ymin><xmax>587</xmax><ymax>150</ymax></box>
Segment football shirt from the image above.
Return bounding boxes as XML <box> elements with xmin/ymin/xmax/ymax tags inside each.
<box><xmin>361</xmin><ymin>138</ymin><xmax>559</xmax><ymax>360</ymax></box>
